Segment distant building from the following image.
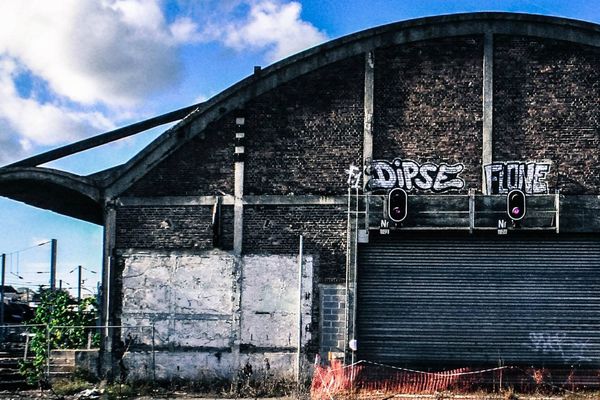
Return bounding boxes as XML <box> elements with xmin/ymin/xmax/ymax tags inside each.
<box><xmin>1</xmin><ymin>286</ymin><xmax>19</xmax><ymax>303</ymax></box>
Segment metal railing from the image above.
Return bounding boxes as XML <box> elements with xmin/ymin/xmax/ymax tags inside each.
<box><xmin>0</xmin><ymin>323</ymin><xmax>156</xmax><ymax>381</ymax></box>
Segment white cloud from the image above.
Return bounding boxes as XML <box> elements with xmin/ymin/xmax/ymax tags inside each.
<box><xmin>0</xmin><ymin>57</ymin><xmax>115</xmax><ymax>163</ymax></box>
<box><xmin>170</xmin><ymin>17</ymin><xmax>203</xmax><ymax>43</ymax></box>
<box><xmin>0</xmin><ymin>0</ymin><xmax>183</xmax><ymax>107</ymax></box>
<box><xmin>0</xmin><ymin>0</ymin><xmax>327</xmax><ymax>164</ymax></box>
<box><xmin>173</xmin><ymin>0</ymin><xmax>328</xmax><ymax>61</ymax></box>
<box><xmin>223</xmin><ymin>1</ymin><xmax>328</xmax><ymax>61</ymax></box>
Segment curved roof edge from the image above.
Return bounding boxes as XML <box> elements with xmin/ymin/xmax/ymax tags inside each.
<box><xmin>104</xmin><ymin>12</ymin><xmax>600</xmax><ymax>198</ymax></box>
<box><xmin>0</xmin><ymin>167</ymin><xmax>103</xmax><ymax>224</ymax></box>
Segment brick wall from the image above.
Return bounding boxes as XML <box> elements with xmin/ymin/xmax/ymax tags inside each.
<box><xmin>494</xmin><ymin>36</ymin><xmax>600</xmax><ymax>194</ymax></box>
<box><xmin>244</xmin><ymin>57</ymin><xmax>364</xmax><ymax>196</ymax></box>
<box><xmin>243</xmin><ymin>205</ymin><xmax>347</xmax><ymax>281</ymax></box>
<box><xmin>319</xmin><ymin>284</ymin><xmax>346</xmax><ymax>355</ymax></box>
<box><xmin>115</xmin><ymin>206</ymin><xmax>214</xmax><ymax>250</ymax></box>
<box><xmin>373</xmin><ymin>36</ymin><xmax>483</xmax><ymax>193</ymax></box>
<box><xmin>124</xmin><ymin>119</ymin><xmax>236</xmax><ymax>197</ymax></box>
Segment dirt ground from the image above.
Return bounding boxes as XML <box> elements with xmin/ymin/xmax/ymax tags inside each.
<box><xmin>3</xmin><ymin>389</ymin><xmax>600</xmax><ymax>400</ymax></box>
<box><xmin>0</xmin><ymin>392</ymin><xmax>598</xmax><ymax>400</ymax></box>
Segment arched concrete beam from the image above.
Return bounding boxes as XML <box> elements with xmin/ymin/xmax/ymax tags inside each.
<box><xmin>101</xmin><ymin>12</ymin><xmax>600</xmax><ymax>197</ymax></box>
<box><xmin>0</xmin><ymin>167</ymin><xmax>103</xmax><ymax>224</ymax></box>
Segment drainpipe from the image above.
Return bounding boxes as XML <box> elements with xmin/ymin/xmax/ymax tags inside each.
<box><xmin>296</xmin><ymin>235</ymin><xmax>304</xmax><ymax>383</ymax></box>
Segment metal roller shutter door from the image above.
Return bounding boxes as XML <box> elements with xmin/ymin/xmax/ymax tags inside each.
<box><xmin>356</xmin><ymin>236</ymin><xmax>600</xmax><ymax>367</ymax></box>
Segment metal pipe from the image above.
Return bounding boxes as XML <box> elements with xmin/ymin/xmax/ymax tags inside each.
<box><xmin>0</xmin><ymin>254</ymin><xmax>5</xmax><ymax>326</ymax></box>
<box><xmin>344</xmin><ymin>187</ymin><xmax>351</xmax><ymax>362</ymax></box>
<box><xmin>296</xmin><ymin>235</ymin><xmax>303</xmax><ymax>383</ymax></box>
<box><xmin>351</xmin><ymin>187</ymin><xmax>359</xmax><ymax>354</ymax></box>
<box><xmin>151</xmin><ymin>322</ymin><xmax>156</xmax><ymax>382</ymax></box>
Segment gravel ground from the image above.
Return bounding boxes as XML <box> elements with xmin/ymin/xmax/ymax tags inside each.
<box><xmin>0</xmin><ymin>390</ymin><xmax>595</xmax><ymax>400</ymax></box>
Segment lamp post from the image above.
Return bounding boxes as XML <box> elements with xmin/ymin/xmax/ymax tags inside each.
<box><xmin>69</xmin><ymin>266</ymin><xmax>96</xmax><ymax>303</ymax></box>
<box><xmin>50</xmin><ymin>239</ymin><xmax>57</xmax><ymax>291</ymax></box>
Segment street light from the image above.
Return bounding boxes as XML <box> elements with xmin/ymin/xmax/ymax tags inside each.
<box><xmin>69</xmin><ymin>266</ymin><xmax>96</xmax><ymax>303</ymax></box>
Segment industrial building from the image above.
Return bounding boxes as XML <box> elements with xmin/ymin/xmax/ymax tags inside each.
<box><xmin>1</xmin><ymin>12</ymin><xmax>599</xmax><ymax>382</ymax></box>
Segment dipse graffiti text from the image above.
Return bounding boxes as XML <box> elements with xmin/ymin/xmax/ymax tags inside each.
<box><xmin>484</xmin><ymin>161</ymin><xmax>551</xmax><ymax>195</ymax></box>
<box><xmin>366</xmin><ymin>158</ymin><xmax>465</xmax><ymax>193</ymax></box>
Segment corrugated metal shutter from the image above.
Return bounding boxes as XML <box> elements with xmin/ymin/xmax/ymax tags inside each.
<box><xmin>356</xmin><ymin>236</ymin><xmax>600</xmax><ymax>367</ymax></box>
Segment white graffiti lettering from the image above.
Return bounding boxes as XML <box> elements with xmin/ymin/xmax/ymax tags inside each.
<box><xmin>366</xmin><ymin>159</ymin><xmax>465</xmax><ymax>193</ymax></box>
<box><xmin>345</xmin><ymin>165</ymin><xmax>362</xmax><ymax>188</ymax></box>
<box><xmin>484</xmin><ymin>161</ymin><xmax>551</xmax><ymax>194</ymax></box>
<box><xmin>528</xmin><ymin>331</ymin><xmax>592</xmax><ymax>363</ymax></box>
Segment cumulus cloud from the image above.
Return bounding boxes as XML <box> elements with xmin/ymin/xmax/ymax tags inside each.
<box><xmin>0</xmin><ymin>0</ymin><xmax>183</xmax><ymax>107</ymax></box>
<box><xmin>0</xmin><ymin>58</ymin><xmax>115</xmax><ymax>163</ymax></box>
<box><xmin>0</xmin><ymin>0</ymin><xmax>190</xmax><ymax>163</ymax></box>
<box><xmin>0</xmin><ymin>0</ymin><xmax>327</xmax><ymax>164</ymax></box>
<box><xmin>223</xmin><ymin>1</ymin><xmax>328</xmax><ymax>61</ymax></box>
<box><xmin>173</xmin><ymin>0</ymin><xmax>328</xmax><ymax>61</ymax></box>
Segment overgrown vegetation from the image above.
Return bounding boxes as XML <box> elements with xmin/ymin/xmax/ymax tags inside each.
<box><xmin>51</xmin><ymin>377</ymin><xmax>93</xmax><ymax>395</ymax></box>
<box><xmin>19</xmin><ymin>289</ymin><xmax>100</xmax><ymax>384</ymax></box>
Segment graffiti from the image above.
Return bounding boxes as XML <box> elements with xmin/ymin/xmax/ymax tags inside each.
<box><xmin>366</xmin><ymin>159</ymin><xmax>465</xmax><ymax>192</ymax></box>
<box><xmin>528</xmin><ymin>332</ymin><xmax>592</xmax><ymax>363</ymax></box>
<box><xmin>484</xmin><ymin>161</ymin><xmax>551</xmax><ymax>194</ymax></box>
<box><xmin>345</xmin><ymin>165</ymin><xmax>362</xmax><ymax>188</ymax></box>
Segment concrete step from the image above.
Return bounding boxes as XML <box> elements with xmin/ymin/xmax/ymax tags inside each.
<box><xmin>49</xmin><ymin>365</ymin><xmax>77</xmax><ymax>374</ymax></box>
<box><xmin>0</xmin><ymin>371</ymin><xmax>23</xmax><ymax>381</ymax></box>
<box><xmin>0</xmin><ymin>380</ymin><xmax>31</xmax><ymax>391</ymax></box>
<box><xmin>47</xmin><ymin>371</ymin><xmax>77</xmax><ymax>382</ymax></box>
<box><xmin>0</xmin><ymin>360</ymin><xmax>20</xmax><ymax>368</ymax></box>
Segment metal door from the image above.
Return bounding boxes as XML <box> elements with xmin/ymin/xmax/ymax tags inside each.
<box><xmin>356</xmin><ymin>236</ymin><xmax>600</xmax><ymax>367</ymax></box>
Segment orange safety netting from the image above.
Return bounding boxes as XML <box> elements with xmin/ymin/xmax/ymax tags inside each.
<box><xmin>311</xmin><ymin>359</ymin><xmax>600</xmax><ymax>399</ymax></box>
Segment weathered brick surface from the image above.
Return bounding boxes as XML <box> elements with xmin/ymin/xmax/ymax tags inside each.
<box><xmin>124</xmin><ymin>119</ymin><xmax>235</xmax><ymax>197</ymax></box>
<box><xmin>494</xmin><ymin>36</ymin><xmax>600</xmax><ymax>194</ymax></box>
<box><xmin>220</xmin><ymin>205</ymin><xmax>234</xmax><ymax>250</ymax></box>
<box><xmin>373</xmin><ymin>36</ymin><xmax>483</xmax><ymax>193</ymax></box>
<box><xmin>115</xmin><ymin>206</ymin><xmax>214</xmax><ymax>250</ymax></box>
<box><xmin>243</xmin><ymin>205</ymin><xmax>347</xmax><ymax>280</ymax></box>
<box><xmin>244</xmin><ymin>57</ymin><xmax>364</xmax><ymax>195</ymax></box>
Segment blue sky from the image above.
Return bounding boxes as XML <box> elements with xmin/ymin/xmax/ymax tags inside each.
<box><xmin>0</xmin><ymin>0</ymin><xmax>598</xmax><ymax>295</ymax></box>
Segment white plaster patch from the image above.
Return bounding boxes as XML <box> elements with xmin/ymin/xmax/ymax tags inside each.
<box><xmin>173</xmin><ymin>319</ymin><xmax>231</xmax><ymax>348</ymax></box>
<box><xmin>120</xmin><ymin>250</ymin><xmax>235</xmax><ymax>348</ymax></box>
<box><xmin>241</xmin><ymin>255</ymin><xmax>313</xmax><ymax>348</ymax></box>
<box><xmin>123</xmin><ymin>351</ymin><xmax>235</xmax><ymax>381</ymax></box>
<box><xmin>172</xmin><ymin>254</ymin><xmax>233</xmax><ymax>315</ymax></box>
<box><xmin>118</xmin><ymin>251</ymin><xmax>313</xmax><ymax>380</ymax></box>
<box><xmin>240</xmin><ymin>352</ymin><xmax>297</xmax><ymax>378</ymax></box>
<box><xmin>122</xmin><ymin>254</ymin><xmax>172</xmax><ymax>314</ymax></box>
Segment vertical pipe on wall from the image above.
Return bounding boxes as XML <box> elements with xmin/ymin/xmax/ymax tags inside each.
<box><xmin>296</xmin><ymin>235</ymin><xmax>303</xmax><ymax>383</ymax></box>
<box><xmin>0</xmin><ymin>253</ymin><xmax>5</xmax><ymax>327</ymax></box>
<box><xmin>344</xmin><ymin>187</ymin><xmax>352</xmax><ymax>361</ymax></box>
<box><xmin>555</xmin><ymin>190</ymin><xmax>560</xmax><ymax>233</ymax></box>
<box><xmin>352</xmin><ymin>188</ymin><xmax>359</xmax><ymax>353</ymax></box>
<box><xmin>482</xmin><ymin>32</ymin><xmax>494</xmax><ymax>194</ymax></box>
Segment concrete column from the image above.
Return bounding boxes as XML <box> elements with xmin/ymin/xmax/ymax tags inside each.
<box><xmin>363</xmin><ymin>51</ymin><xmax>375</xmax><ymax>187</ymax></box>
<box><xmin>233</xmin><ymin>118</ymin><xmax>245</xmax><ymax>255</ymax></box>
<box><xmin>100</xmin><ymin>201</ymin><xmax>117</xmax><ymax>379</ymax></box>
<box><xmin>232</xmin><ymin>117</ymin><xmax>245</xmax><ymax>378</ymax></box>
<box><xmin>482</xmin><ymin>32</ymin><xmax>494</xmax><ymax>194</ymax></box>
